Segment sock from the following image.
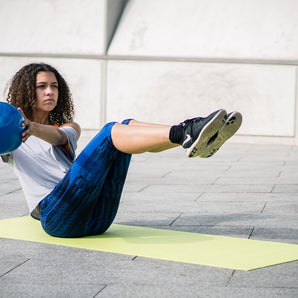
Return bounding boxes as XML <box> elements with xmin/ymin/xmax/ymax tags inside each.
<box><xmin>169</xmin><ymin>124</ymin><xmax>184</xmax><ymax>144</ymax></box>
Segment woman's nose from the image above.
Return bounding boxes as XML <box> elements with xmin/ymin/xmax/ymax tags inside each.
<box><xmin>45</xmin><ymin>86</ymin><xmax>54</xmax><ymax>95</ymax></box>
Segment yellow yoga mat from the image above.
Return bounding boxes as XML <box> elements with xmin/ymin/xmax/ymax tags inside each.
<box><xmin>1</xmin><ymin>216</ymin><xmax>297</xmax><ymax>271</ymax></box>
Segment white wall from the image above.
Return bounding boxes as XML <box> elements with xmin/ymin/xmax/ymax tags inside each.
<box><xmin>0</xmin><ymin>0</ymin><xmax>298</xmax><ymax>143</ymax></box>
<box><xmin>109</xmin><ymin>0</ymin><xmax>298</xmax><ymax>61</ymax></box>
<box><xmin>108</xmin><ymin>0</ymin><xmax>298</xmax><ymax>141</ymax></box>
<box><xmin>106</xmin><ymin>61</ymin><xmax>296</xmax><ymax>137</ymax></box>
<box><xmin>0</xmin><ymin>0</ymin><xmax>107</xmax><ymax>129</ymax></box>
<box><xmin>0</xmin><ymin>0</ymin><xmax>106</xmax><ymax>55</ymax></box>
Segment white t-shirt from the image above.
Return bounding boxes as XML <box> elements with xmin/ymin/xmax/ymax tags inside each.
<box><xmin>10</xmin><ymin>127</ymin><xmax>78</xmax><ymax>212</ymax></box>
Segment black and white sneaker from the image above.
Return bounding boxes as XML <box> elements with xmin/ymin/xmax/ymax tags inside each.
<box><xmin>199</xmin><ymin>111</ymin><xmax>242</xmax><ymax>158</ymax></box>
<box><xmin>180</xmin><ymin>109</ymin><xmax>227</xmax><ymax>158</ymax></box>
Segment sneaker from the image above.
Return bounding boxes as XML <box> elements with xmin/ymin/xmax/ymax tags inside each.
<box><xmin>181</xmin><ymin>109</ymin><xmax>227</xmax><ymax>158</ymax></box>
<box><xmin>199</xmin><ymin>111</ymin><xmax>242</xmax><ymax>158</ymax></box>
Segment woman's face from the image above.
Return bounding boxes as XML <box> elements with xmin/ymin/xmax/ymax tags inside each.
<box><xmin>34</xmin><ymin>71</ymin><xmax>59</xmax><ymax>114</ymax></box>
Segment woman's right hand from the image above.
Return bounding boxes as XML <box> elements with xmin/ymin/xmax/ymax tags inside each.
<box><xmin>1</xmin><ymin>155</ymin><xmax>10</xmax><ymax>163</ymax></box>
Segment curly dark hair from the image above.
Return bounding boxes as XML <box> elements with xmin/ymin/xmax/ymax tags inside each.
<box><xmin>6</xmin><ymin>63</ymin><xmax>74</xmax><ymax>125</ymax></box>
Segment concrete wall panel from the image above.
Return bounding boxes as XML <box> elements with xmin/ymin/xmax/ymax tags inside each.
<box><xmin>0</xmin><ymin>0</ymin><xmax>106</xmax><ymax>55</ymax></box>
<box><xmin>0</xmin><ymin>57</ymin><xmax>102</xmax><ymax>129</ymax></box>
<box><xmin>109</xmin><ymin>0</ymin><xmax>298</xmax><ymax>60</ymax></box>
<box><xmin>107</xmin><ymin>60</ymin><xmax>296</xmax><ymax>137</ymax></box>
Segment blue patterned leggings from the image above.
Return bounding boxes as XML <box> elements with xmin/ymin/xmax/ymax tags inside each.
<box><xmin>39</xmin><ymin>120</ymin><xmax>132</xmax><ymax>238</ymax></box>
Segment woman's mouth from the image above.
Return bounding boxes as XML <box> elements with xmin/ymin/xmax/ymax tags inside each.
<box><xmin>44</xmin><ymin>99</ymin><xmax>55</xmax><ymax>103</ymax></box>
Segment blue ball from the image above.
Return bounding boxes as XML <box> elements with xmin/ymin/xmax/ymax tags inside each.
<box><xmin>0</xmin><ymin>102</ymin><xmax>26</xmax><ymax>155</ymax></box>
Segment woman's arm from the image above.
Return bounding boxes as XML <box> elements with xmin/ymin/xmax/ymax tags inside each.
<box><xmin>22</xmin><ymin>122</ymin><xmax>81</xmax><ymax>145</ymax></box>
<box><xmin>19</xmin><ymin>108</ymin><xmax>81</xmax><ymax>146</ymax></box>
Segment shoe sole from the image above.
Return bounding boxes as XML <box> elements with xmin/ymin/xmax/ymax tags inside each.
<box><xmin>186</xmin><ymin>109</ymin><xmax>227</xmax><ymax>158</ymax></box>
<box><xmin>199</xmin><ymin>111</ymin><xmax>242</xmax><ymax>158</ymax></box>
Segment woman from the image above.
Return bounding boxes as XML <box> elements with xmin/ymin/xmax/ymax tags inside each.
<box><xmin>1</xmin><ymin>63</ymin><xmax>242</xmax><ymax>238</ymax></box>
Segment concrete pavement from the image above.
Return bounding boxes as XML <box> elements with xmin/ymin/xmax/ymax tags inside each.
<box><xmin>0</xmin><ymin>135</ymin><xmax>298</xmax><ymax>297</ymax></box>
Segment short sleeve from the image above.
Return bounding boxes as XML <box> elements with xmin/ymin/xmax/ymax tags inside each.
<box><xmin>57</xmin><ymin>126</ymin><xmax>78</xmax><ymax>161</ymax></box>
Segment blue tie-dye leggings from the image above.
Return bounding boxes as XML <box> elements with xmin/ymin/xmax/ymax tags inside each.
<box><xmin>39</xmin><ymin>119</ymin><xmax>132</xmax><ymax>238</ymax></box>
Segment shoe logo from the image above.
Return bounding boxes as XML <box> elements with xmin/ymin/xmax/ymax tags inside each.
<box><xmin>182</xmin><ymin>134</ymin><xmax>192</xmax><ymax>146</ymax></box>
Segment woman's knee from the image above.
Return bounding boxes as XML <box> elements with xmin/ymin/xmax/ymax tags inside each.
<box><xmin>121</xmin><ymin>118</ymin><xmax>133</xmax><ymax>125</ymax></box>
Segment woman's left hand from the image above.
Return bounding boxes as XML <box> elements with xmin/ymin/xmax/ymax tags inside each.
<box><xmin>18</xmin><ymin>108</ymin><xmax>32</xmax><ymax>143</ymax></box>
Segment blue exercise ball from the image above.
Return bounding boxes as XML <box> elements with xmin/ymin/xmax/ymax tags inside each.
<box><xmin>0</xmin><ymin>102</ymin><xmax>25</xmax><ymax>154</ymax></box>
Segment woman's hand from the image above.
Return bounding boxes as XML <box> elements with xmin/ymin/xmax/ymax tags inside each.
<box><xmin>1</xmin><ymin>155</ymin><xmax>10</xmax><ymax>163</ymax></box>
<box><xmin>18</xmin><ymin>108</ymin><xmax>32</xmax><ymax>143</ymax></box>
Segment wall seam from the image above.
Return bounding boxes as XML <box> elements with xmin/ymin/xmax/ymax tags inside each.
<box><xmin>294</xmin><ymin>67</ymin><xmax>298</xmax><ymax>145</ymax></box>
<box><xmin>0</xmin><ymin>53</ymin><xmax>297</xmax><ymax>66</ymax></box>
<box><xmin>100</xmin><ymin>60</ymin><xmax>107</xmax><ymax>127</ymax></box>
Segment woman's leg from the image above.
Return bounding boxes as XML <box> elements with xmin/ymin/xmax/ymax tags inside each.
<box><xmin>86</xmin><ymin>148</ymin><xmax>131</xmax><ymax>235</ymax></box>
<box><xmin>39</xmin><ymin>110</ymin><xmax>241</xmax><ymax>237</ymax></box>
<box><xmin>111</xmin><ymin>109</ymin><xmax>241</xmax><ymax>158</ymax></box>
<box><xmin>39</xmin><ymin>121</ymin><xmax>132</xmax><ymax>238</ymax></box>
<box><xmin>111</xmin><ymin>122</ymin><xmax>178</xmax><ymax>154</ymax></box>
<box><xmin>125</xmin><ymin>120</ymin><xmax>180</xmax><ymax>152</ymax></box>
